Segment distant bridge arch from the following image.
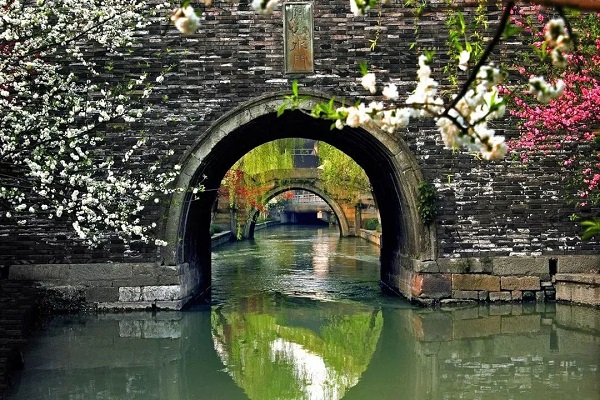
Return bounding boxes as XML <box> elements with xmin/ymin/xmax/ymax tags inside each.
<box><xmin>242</xmin><ymin>171</ymin><xmax>355</xmax><ymax>239</ymax></box>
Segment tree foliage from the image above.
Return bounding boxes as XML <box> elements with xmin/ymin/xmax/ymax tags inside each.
<box><xmin>507</xmin><ymin>6</ymin><xmax>600</xmax><ymax>236</ymax></box>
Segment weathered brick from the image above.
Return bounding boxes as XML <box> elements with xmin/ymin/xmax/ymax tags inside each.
<box><xmin>489</xmin><ymin>291</ymin><xmax>512</xmax><ymax>302</ymax></box>
<box><xmin>85</xmin><ymin>287</ymin><xmax>119</xmax><ymax>302</ymax></box>
<box><xmin>501</xmin><ymin>276</ymin><xmax>541</xmax><ymax>291</ymax></box>
<box><xmin>452</xmin><ymin>274</ymin><xmax>500</xmax><ymax>292</ymax></box>
<box><xmin>452</xmin><ymin>290</ymin><xmax>479</xmax><ymax>300</ymax></box>
<box><xmin>412</xmin><ymin>274</ymin><xmax>451</xmax><ymax>299</ymax></box>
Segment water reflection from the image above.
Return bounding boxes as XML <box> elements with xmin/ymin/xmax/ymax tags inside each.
<box><xmin>211</xmin><ymin>294</ymin><xmax>383</xmax><ymax>400</ymax></box>
<box><xmin>9</xmin><ymin>302</ymin><xmax>600</xmax><ymax>400</ymax></box>
<box><xmin>7</xmin><ymin>226</ymin><xmax>600</xmax><ymax>399</ymax></box>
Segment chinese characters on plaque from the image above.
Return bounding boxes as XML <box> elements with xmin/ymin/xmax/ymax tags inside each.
<box><xmin>284</xmin><ymin>2</ymin><xmax>314</xmax><ymax>74</ymax></box>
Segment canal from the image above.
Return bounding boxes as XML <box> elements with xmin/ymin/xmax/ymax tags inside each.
<box><xmin>6</xmin><ymin>225</ymin><xmax>600</xmax><ymax>399</ymax></box>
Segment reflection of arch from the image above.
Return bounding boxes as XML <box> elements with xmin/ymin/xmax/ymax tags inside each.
<box><xmin>160</xmin><ymin>91</ymin><xmax>437</xmax><ymax>300</ymax></box>
<box><xmin>245</xmin><ymin>184</ymin><xmax>350</xmax><ymax>238</ymax></box>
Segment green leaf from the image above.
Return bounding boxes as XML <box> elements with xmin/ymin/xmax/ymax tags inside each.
<box><xmin>502</xmin><ymin>21</ymin><xmax>521</xmax><ymax>39</ymax></box>
<box><xmin>291</xmin><ymin>79</ymin><xmax>299</xmax><ymax>97</ymax></box>
<box><xmin>581</xmin><ymin>220</ymin><xmax>600</xmax><ymax>240</ymax></box>
<box><xmin>359</xmin><ymin>60</ymin><xmax>369</xmax><ymax>76</ymax></box>
<box><xmin>423</xmin><ymin>49</ymin><xmax>435</xmax><ymax>63</ymax></box>
<box><xmin>277</xmin><ymin>103</ymin><xmax>287</xmax><ymax>117</ymax></box>
<box><xmin>458</xmin><ymin>12</ymin><xmax>465</xmax><ymax>33</ymax></box>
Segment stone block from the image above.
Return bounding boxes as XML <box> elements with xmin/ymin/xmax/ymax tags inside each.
<box><xmin>571</xmin><ymin>284</ymin><xmax>600</xmax><ymax>307</ymax></box>
<box><xmin>511</xmin><ymin>290</ymin><xmax>523</xmax><ymax>301</ymax></box>
<box><xmin>501</xmin><ymin>276</ymin><xmax>541</xmax><ymax>291</ymax></box>
<box><xmin>492</xmin><ymin>256</ymin><xmax>548</xmax><ymax>276</ymax></box>
<box><xmin>554</xmin><ymin>273</ymin><xmax>600</xmax><ymax>285</ymax></box>
<box><xmin>155</xmin><ymin>274</ymin><xmax>180</xmax><ymax>285</ymax></box>
<box><xmin>478</xmin><ymin>291</ymin><xmax>489</xmax><ymax>301</ymax></box>
<box><xmin>9</xmin><ymin>264</ymin><xmax>70</xmax><ymax>281</ymax></box>
<box><xmin>452</xmin><ymin>274</ymin><xmax>500</xmax><ymax>292</ymax></box>
<box><xmin>159</xmin><ymin>265</ymin><xmax>180</xmax><ymax>277</ymax></box>
<box><xmin>413</xmin><ymin>261</ymin><xmax>440</xmax><ymax>273</ymax></box>
<box><xmin>119</xmin><ymin>287</ymin><xmax>142</xmax><ymax>302</ymax></box>
<box><xmin>452</xmin><ymin>290</ymin><xmax>480</xmax><ymax>301</ymax></box>
<box><xmin>69</xmin><ymin>264</ymin><xmax>133</xmax><ymax>284</ymax></box>
<box><xmin>141</xmin><ymin>285</ymin><xmax>181</xmax><ymax>301</ymax></box>
<box><xmin>556</xmin><ymin>256</ymin><xmax>600</xmax><ymax>273</ymax></box>
<box><xmin>489</xmin><ymin>291</ymin><xmax>512</xmax><ymax>302</ymax></box>
<box><xmin>411</xmin><ymin>273</ymin><xmax>451</xmax><ymax>299</ymax></box>
<box><xmin>437</xmin><ymin>258</ymin><xmax>492</xmax><ymax>274</ymax></box>
<box><xmin>85</xmin><ymin>286</ymin><xmax>119</xmax><ymax>302</ymax></box>
<box><xmin>112</xmin><ymin>276</ymin><xmax>159</xmax><ymax>287</ymax></box>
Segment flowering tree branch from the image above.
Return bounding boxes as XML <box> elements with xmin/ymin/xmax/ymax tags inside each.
<box><xmin>0</xmin><ymin>0</ymin><xmax>192</xmax><ymax>247</ymax></box>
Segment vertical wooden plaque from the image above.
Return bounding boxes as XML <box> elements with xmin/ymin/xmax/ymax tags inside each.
<box><xmin>284</xmin><ymin>2</ymin><xmax>314</xmax><ymax>74</ymax></box>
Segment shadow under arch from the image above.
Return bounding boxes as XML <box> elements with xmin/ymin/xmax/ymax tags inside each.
<box><xmin>160</xmin><ymin>91</ymin><xmax>437</xmax><ymax>301</ymax></box>
<box><xmin>244</xmin><ymin>183</ymin><xmax>351</xmax><ymax>239</ymax></box>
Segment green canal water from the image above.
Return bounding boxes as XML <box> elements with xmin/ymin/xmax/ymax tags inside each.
<box><xmin>7</xmin><ymin>225</ymin><xmax>600</xmax><ymax>399</ymax></box>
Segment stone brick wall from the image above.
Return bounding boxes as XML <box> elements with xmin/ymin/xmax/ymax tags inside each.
<box><xmin>0</xmin><ymin>2</ymin><xmax>597</xmax><ymax>281</ymax></box>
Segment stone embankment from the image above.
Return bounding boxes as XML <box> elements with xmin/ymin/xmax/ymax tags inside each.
<box><xmin>555</xmin><ymin>273</ymin><xmax>600</xmax><ymax>307</ymax></box>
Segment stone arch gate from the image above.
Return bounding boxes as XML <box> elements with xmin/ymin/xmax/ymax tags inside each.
<box><xmin>161</xmin><ymin>91</ymin><xmax>437</xmax><ymax>307</ymax></box>
<box><xmin>215</xmin><ymin>168</ymin><xmax>367</xmax><ymax>239</ymax></box>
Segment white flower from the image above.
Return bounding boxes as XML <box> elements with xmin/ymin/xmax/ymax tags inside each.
<box><xmin>345</xmin><ymin>107</ymin><xmax>361</xmax><ymax>127</ymax></box>
<box><xmin>171</xmin><ymin>6</ymin><xmax>201</xmax><ymax>35</ymax></box>
<box><xmin>155</xmin><ymin>75</ymin><xmax>165</xmax><ymax>84</ymax></box>
<box><xmin>480</xmin><ymin>136</ymin><xmax>508</xmax><ymax>160</ymax></box>
<box><xmin>252</xmin><ymin>0</ymin><xmax>280</xmax><ymax>14</ymax></box>
<box><xmin>382</xmin><ymin>83</ymin><xmax>399</xmax><ymax>100</ymax></box>
<box><xmin>529</xmin><ymin>76</ymin><xmax>564</xmax><ymax>103</ymax></box>
<box><xmin>545</xmin><ymin>18</ymin><xmax>566</xmax><ymax>44</ymax></box>
<box><xmin>458</xmin><ymin>50</ymin><xmax>470</xmax><ymax>71</ymax></box>
<box><xmin>350</xmin><ymin>0</ymin><xmax>361</xmax><ymax>16</ymax></box>
<box><xmin>361</xmin><ymin>73</ymin><xmax>376</xmax><ymax>94</ymax></box>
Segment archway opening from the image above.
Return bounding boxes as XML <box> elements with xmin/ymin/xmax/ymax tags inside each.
<box><xmin>163</xmin><ymin>93</ymin><xmax>435</xmax><ymax>302</ymax></box>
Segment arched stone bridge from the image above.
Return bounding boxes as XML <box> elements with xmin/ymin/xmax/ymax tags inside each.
<box><xmin>3</xmin><ymin>1</ymin><xmax>598</xmax><ymax>309</ymax></box>
<box><xmin>213</xmin><ymin>168</ymin><xmax>373</xmax><ymax>239</ymax></box>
